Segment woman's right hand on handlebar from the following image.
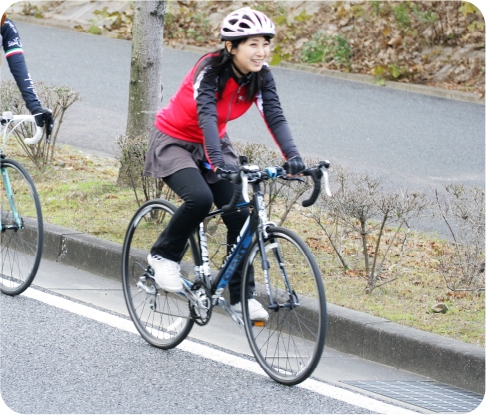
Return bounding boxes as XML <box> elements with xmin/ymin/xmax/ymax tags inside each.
<box><xmin>215</xmin><ymin>163</ymin><xmax>239</xmax><ymax>181</ymax></box>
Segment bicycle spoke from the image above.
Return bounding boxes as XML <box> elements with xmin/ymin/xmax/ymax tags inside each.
<box><xmin>243</xmin><ymin>227</ymin><xmax>326</xmax><ymax>385</ymax></box>
<box><xmin>121</xmin><ymin>200</ymin><xmax>198</xmax><ymax>349</ymax></box>
<box><xmin>1</xmin><ymin>159</ymin><xmax>43</xmax><ymax>296</ymax></box>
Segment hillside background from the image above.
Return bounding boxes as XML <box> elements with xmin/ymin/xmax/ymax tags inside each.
<box><xmin>8</xmin><ymin>1</ymin><xmax>486</xmax><ymax>96</ymax></box>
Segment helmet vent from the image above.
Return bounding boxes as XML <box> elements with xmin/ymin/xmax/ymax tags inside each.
<box><xmin>220</xmin><ymin>7</ymin><xmax>276</xmax><ymax>40</ymax></box>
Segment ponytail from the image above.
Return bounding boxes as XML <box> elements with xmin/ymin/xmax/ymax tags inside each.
<box><xmin>1</xmin><ymin>12</ymin><xmax>7</xmax><ymax>26</ymax></box>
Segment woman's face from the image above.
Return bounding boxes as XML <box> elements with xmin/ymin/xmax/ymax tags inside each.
<box><xmin>227</xmin><ymin>36</ymin><xmax>271</xmax><ymax>76</ymax></box>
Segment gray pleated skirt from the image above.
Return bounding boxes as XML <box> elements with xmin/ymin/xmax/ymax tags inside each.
<box><xmin>143</xmin><ymin>125</ymin><xmax>238</xmax><ymax>183</ymax></box>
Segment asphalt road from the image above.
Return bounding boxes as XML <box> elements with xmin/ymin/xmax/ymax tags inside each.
<box><xmin>0</xmin><ymin>290</ymin><xmax>384</xmax><ymax>414</ymax></box>
<box><xmin>1</xmin><ymin>21</ymin><xmax>484</xmax><ymax>192</ymax></box>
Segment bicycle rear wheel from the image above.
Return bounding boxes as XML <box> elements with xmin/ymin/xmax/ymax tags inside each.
<box><xmin>1</xmin><ymin>158</ymin><xmax>43</xmax><ymax>296</ymax></box>
<box><xmin>121</xmin><ymin>199</ymin><xmax>199</xmax><ymax>349</ymax></box>
<box><xmin>242</xmin><ymin>226</ymin><xmax>326</xmax><ymax>385</ymax></box>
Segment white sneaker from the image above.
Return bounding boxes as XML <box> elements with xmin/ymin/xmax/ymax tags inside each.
<box><xmin>233</xmin><ymin>298</ymin><xmax>269</xmax><ymax>321</ymax></box>
<box><xmin>147</xmin><ymin>254</ymin><xmax>183</xmax><ymax>292</ymax></box>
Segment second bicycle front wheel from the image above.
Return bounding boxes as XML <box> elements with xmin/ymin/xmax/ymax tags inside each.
<box><xmin>1</xmin><ymin>158</ymin><xmax>43</xmax><ymax>296</ymax></box>
<box><xmin>121</xmin><ymin>199</ymin><xmax>200</xmax><ymax>349</ymax></box>
<box><xmin>242</xmin><ymin>226</ymin><xmax>326</xmax><ymax>385</ymax></box>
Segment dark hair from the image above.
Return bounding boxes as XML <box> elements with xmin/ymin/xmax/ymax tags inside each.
<box><xmin>195</xmin><ymin>36</ymin><xmax>271</xmax><ymax>103</ymax></box>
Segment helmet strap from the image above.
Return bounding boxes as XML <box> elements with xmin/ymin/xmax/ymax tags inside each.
<box><xmin>231</xmin><ymin>61</ymin><xmax>247</xmax><ymax>77</ymax></box>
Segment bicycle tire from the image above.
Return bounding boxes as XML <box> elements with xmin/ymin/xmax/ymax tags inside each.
<box><xmin>121</xmin><ymin>199</ymin><xmax>200</xmax><ymax>349</ymax></box>
<box><xmin>241</xmin><ymin>226</ymin><xmax>327</xmax><ymax>385</ymax></box>
<box><xmin>1</xmin><ymin>158</ymin><xmax>43</xmax><ymax>296</ymax></box>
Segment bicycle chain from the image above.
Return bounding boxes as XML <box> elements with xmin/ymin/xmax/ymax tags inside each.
<box><xmin>188</xmin><ymin>282</ymin><xmax>212</xmax><ymax>326</ymax></box>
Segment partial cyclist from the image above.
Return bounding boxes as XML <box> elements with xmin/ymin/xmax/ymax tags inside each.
<box><xmin>143</xmin><ymin>7</ymin><xmax>306</xmax><ymax>320</ymax></box>
<box><xmin>1</xmin><ymin>12</ymin><xmax>53</xmax><ymax>134</ymax></box>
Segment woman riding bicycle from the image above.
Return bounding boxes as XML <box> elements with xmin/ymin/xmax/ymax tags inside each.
<box><xmin>1</xmin><ymin>12</ymin><xmax>53</xmax><ymax>133</ymax></box>
<box><xmin>144</xmin><ymin>7</ymin><xmax>306</xmax><ymax>319</ymax></box>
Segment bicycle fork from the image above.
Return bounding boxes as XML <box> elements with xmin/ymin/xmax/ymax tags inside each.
<box><xmin>1</xmin><ymin>166</ymin><xmax>22</xmax><ymax>232</ymax></box>
<box><xmin>260</xmin><ymin>236</ymin><xmax>301</xmax><ymax>311</ymax></box>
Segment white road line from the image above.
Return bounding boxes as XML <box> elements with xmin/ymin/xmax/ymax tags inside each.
<box><xmin>23</xmin><ymin>288</ymin><xmax>418</xmax><ymax>414</ymax></box>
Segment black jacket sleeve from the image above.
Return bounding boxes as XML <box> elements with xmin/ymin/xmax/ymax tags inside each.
<box><xmin>194</xmin><ymin>62</ymin><xmax>225</xmax><ymax>168</ymax></box>
<box><xmin>257</xmin><ymin>69</ymin><xmax>300</xmax><ymax>160</ymax></box>
<box><xmin>2</xmin><ymin>19</ymin><xmax>42</xmax><ymax>114</ymax></box>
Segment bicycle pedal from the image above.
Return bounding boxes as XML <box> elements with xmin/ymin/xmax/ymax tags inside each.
<box><xmin>252</xmin><ymin>321</ymin><xmax>266</xmax><ymax>327</ymax></box>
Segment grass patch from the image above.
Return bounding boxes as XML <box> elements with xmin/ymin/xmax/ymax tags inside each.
<box><xmin>5</xmin><ymin>143</ymin><xmax>484</xmax><ymax>347</ymax></box>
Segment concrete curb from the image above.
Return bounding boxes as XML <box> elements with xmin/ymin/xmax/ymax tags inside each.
<box><xmin>10</xmin><ymin>13</ymin><xmax>485</xmax><ymax>105</ymax></box>
<box><xmin>41</xmin><ymin>221</ymin><xmax>485</xmax><ymax>394</ymax></box>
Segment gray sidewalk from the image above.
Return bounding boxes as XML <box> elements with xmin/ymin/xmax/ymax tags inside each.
<box><xmin>39</xmin><ymin>221</ymin><xmax>485</xmax><ymax>395</ymax></box>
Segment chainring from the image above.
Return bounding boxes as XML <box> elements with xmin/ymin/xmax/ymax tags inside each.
<box><xmin>189</xmin><ymin>282</ymin><xmax>212</xmax><ymax>326</ymax></box>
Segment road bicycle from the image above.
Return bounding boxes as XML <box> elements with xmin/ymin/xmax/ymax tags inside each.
<box><xmin>1</xmin><ymin>111</ymin><xmax>44</xmax><ymax>296</ymax></box>
<box><xmin>121</xmin><ymin>156</ymin><xmax>332</xmax><ymax>385</ymax></box>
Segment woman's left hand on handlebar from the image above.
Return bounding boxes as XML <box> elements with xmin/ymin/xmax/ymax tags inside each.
<box><xmin>34</xmin><ymin>108</ymin><xmax>54</xmax><ymax>137</ymax></box>
<box><xmin>283</xmin><ymin>156</ymin><xmax>306</xmax><ymax>178</ymax></box>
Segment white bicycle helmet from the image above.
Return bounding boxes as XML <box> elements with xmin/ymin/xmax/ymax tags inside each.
<box><xmin>220</xmin><ymin>7</ymin><xmax>276</xmax><ymax>41</ymax></box>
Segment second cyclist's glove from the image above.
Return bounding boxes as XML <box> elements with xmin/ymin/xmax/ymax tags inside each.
<box><xmin>216</xmin><ymin>163</ymin><xmax>239</xmax><ymax>180</ymax></box>
<box><xmin>283</xmin><ymin>156</ymin><xmax>306</xmax><ymax>176</ymax></box>
<box><xmin>34</xmin><ymin>108</ymin><xmax>54</xmax><ymax>138</ymax></box>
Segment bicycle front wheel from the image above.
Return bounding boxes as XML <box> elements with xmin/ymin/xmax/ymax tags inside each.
<box><xmin>242</xmin><ymin>226</ymin><xmax>326</xmax><ymax>385</ymax></box>
<box><xmin>121</xmin><ymin>199</ymin><xmax>199</xmax><ymax>349</ymax></box>
<box><xmin>1</xmin><ymin>158</ymin><xmax>43</xmax><ymax>296</ymax></box>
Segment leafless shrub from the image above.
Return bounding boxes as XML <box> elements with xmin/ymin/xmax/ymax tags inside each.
<box><xmin>306</xmin><ymin>166</ymin><xmax>429</xmax><ymax>293</ymax></box>
<box><xmin>434</xmin><ymin>185</ymin><xmax>485</xmax><ymax>292</ymax></box>
<box><xmin>232</xmin><ymin>140</ymin><xmax>315</xmax><ymax>226</ymax></box>
<box><xmin>115</xmin><ymin>133</ymin><xmax>174</xmax><ymax>206</ymax></box>
<box><xmin>0</xmin><ymin>80</ymin><xmax>81</xmax><ymax>169</ymax></box>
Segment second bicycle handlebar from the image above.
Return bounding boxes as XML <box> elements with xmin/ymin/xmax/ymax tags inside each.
<box><xmin>1</xmin><ymin>113</ymin><xmax>44</xmax><ymax>145</ymax></box>
<box><xmin>221</xmin><ymin>160</ymin><xmax>332</xmax><ymax>213</ymax></box>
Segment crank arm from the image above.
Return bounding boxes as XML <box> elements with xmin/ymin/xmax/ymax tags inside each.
<box><xmin>215</xmin><ymin>297</ymin><xmax>245</xmax><ymax>329</ymax></box>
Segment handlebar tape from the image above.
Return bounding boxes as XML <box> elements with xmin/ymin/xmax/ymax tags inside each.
<box><xmin>302</xmin><ymin>168</ymin><xmax>323</xmax><ymax>208</ymax></box>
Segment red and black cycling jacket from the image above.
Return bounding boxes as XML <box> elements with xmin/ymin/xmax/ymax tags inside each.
<box><xmin>154</xmin><ymin>54</ymin><xmax>300</xmax><ymax>169</ymax></box>
<box><xmin>1</xmin><ymin>18</ymin><xmax>42</xmax><ymax>114</ymax></box>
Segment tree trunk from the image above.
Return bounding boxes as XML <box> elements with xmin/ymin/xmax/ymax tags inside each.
<box><xmin>126</xmin><ymin>0</ymin><xmax>166</xmax><ymax>136</ymax></box>
<box><xmin>118</xmin><ymin>0</ymin><xmax>166</xmax><ymax>185</ymax></box>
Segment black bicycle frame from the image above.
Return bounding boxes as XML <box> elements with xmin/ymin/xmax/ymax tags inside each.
<box><xmin>195</xmin><ymin>182</ymin><xmax>273</xmax><ymax>302</ymax></box>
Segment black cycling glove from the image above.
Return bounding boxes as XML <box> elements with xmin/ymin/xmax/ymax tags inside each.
<box><xmin>283</xmin><ymin>156</ymin><xmax>306</xmax><ymax>176</ymax></box>
<box><xmin>34</xmin><ymin>108</ymin><xmax>54</xmax><ymax>139</ymax></box>
<box><xmin>215</xmin><ymin>163</ymin><xmax>239</xmax><ymax>180</ymax></box>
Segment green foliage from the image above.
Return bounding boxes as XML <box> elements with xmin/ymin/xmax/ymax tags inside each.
<box><xmin>459</xmin><ymin>1</ymin><xmax>486</xmax><ymax>32</ymax></box>
<box><xmin>270</xmin><ymin>45</ymin><xmax>282</xmax><ymax>66</ymax></box>
<box><xmin>392</xmin><ymin>2</ymin><xmax>412</xmax><ymax>28</ymax></box>
<box><xmin>459</xmin><ymin>1</ymin><xmax>483</xmax><ymax>17</ymax></box>
<box><xmin>267</xmin><ymin>8</ymin><xmax>313</xmax><ymax>66</ymax></box>
<box><xmin>300</xmin><ymin>32</ymin><xmax>353</xmax><ymax>69</ymax></box>
<box><xmin>88</xmin><ymin>22</ymin><xmax>102</xmax><ymax>35</ymax></box>
<box><xmin>370</xmin><ymin>1</ymin><xmax>382</xmax><ymax>16</ymax></box>
<box><xmin>412</xmin><ymin>5</ymin><xmax>439</xmax><ymax>26</ymax></box>
<box><xmin>82</xmin><ymin>6</ymin><xmax>134</xmax><ymax>38</ymax></box>
<box><xmin>20</xmin><ymin>2</ymin><xmax>44</xmax><ymax>18</ymax></box>
<box><xmin>372</xmin><ymin>63</ymin><xmax>406</xmax><ymax>83</ymax></box>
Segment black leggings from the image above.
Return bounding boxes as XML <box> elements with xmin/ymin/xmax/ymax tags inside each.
<box><xmin>151</xmin><ymin>168</ymin><xmax>254</xmax><ymax>304</ymax></box>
